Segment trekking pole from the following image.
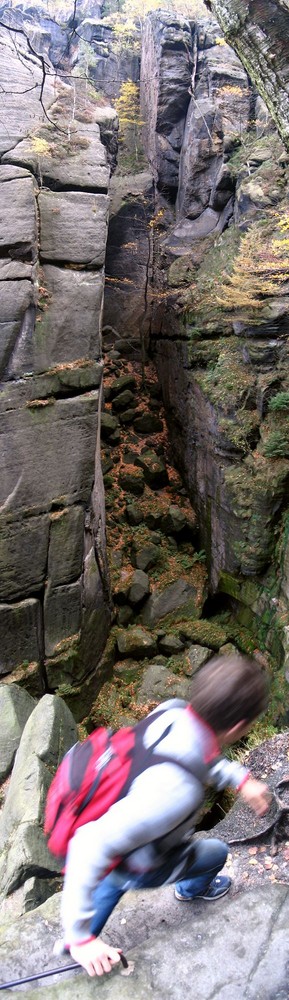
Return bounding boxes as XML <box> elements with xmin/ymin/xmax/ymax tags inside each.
<box><xmin>0</xmin><ymin>952</ymin><xmax>128</xmax><ymax>990</ymax></box>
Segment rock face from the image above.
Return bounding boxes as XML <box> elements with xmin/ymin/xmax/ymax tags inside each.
<box><xmin>142</xmin><ymin>12</ymin><xmax>289</xmax><ymax>656</ymax></box>
<box><xmin>1</xmin><ymin>0</ymin><xmax>289</xmax><ymax>685</ymax></box>
<box><xmin>0</xmin><ymin>684</ymin><xmax>36</xmax><ymax>781</ymax></box>
<box><xmin>0</xmin><ymin>692</ymin><xmax>77</xmax><ymax>916</ymax></box>
<box><xmin>141</xmin><ymin>12</ymin><xmax>194</xmax><ymax>197</ymax></box>
<box><xmin>0</xmin><ymin>19</ymin><xmax>118</xmax><ymax>688</ymax></box>
<box><xmin>204</xmin><ymin>0</ymin><xmax>289</xmax><ymax>151</ymax></box>
<box><xmin>103</xmin><ymin>172</ymin><xmax>154</xmax><ymax>342</ymax></box>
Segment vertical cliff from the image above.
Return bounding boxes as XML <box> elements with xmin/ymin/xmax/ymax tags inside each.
<box><xmin>141</xmin><ymin>11</ymin><xmax>289</xmax><ymax>663</ymax></box>
<box><xmin>203</xmin><ymin>0</ymin><xmax>289</xmax><ymax>151</ymax></box>
<box><xmin>0</xmin><ymin>16</ymin><xmax>118</xmax><ymax>691</ymax></box>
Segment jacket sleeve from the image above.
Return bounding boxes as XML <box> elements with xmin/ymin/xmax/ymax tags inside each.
<box><xmin>207</xmin><ymin>755</ymin><xmax>249</xmax><ymax>791</ymax></box>
<box><xmin>61</xmin><ymin>762</ymin><xmax>202</xmax><ymax>945</ymax></box>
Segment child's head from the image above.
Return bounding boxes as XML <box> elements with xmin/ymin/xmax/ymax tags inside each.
<box><xmin>190</xmin><ymin>652</ymin><xmax>268</xmax><ymax>740</ymax></box>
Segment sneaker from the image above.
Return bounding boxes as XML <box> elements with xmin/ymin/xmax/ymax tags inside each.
<box><xmin>174</xmin><ymin>875</ymin><xmax>231</xmax><ymax>902</ymax></box>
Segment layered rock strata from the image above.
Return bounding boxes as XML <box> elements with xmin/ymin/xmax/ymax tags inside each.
<box><xmin>204</xmin><ymin>0</ymin><xmax>289</xmax><ymax>151</ymax></box>
<box><xmin>142</xmin><ymin>13</ymin><xmax>289</xmax><ymax>661</ymax></box>
<box><xmin>0</xmin><ymin>21</ymin><xmax>117</xmax><ymax>687</ymax></box>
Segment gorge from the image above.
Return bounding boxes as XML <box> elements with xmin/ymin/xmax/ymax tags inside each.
<box><xmin>0</xmin><ymin>0</ymin><xmax>289</xmax><ymax>967</ymax></box>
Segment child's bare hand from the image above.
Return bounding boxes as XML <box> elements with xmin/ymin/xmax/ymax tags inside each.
<box><xmin>70</xmin><ymin>937</ymin><xmax>121</xmax><ymax>977</ymax></box>
<box><xmin>240</xmin><ymin>777</ymin><xmax>271</xmax><ymax>816</ymax></box>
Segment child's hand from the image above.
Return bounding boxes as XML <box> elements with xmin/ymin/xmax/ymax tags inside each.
<box><xmin>239</xmin><ymin>777</ymin><xmax>271</xmax><ymax>816</ymax></box>
<box><xmin>70</xmin><ymin>937</ymin><xmax>121</xmax><ymax>976</ymax></box>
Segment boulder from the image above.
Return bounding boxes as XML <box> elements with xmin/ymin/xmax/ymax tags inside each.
<box><xmin>110</xmin><ymin>375</ymin><xmax>137</xmax><ymax>397</ymax></box>
<box><xmin>116</xmin><ymin>606</ymin><xmax>134</xmax><ymax>627</ymax></box>
<box><xmin>112</xmin><ymin>390</ymin><xmax>136</xmax><ymax>412</ymax></box>
<box><xmin>128</xmin><ymin>570</ymin><xmax>151</xmax><ymax>606</ymax></box>
<box><xmin>136</xmin><ymin>663</ymin><xmax>192</xmax><ymax>704</ymax></box>
<box><xmin>134</xmin><ymin>543</ymin><xmax>159</xmax><ymax>572</ymax></box>
<box><xmin>141</xmin><ymin>579</ymin><xmax>198</xmax><ymax>627</ymax></box>
<box><xmin>158</xmin><ymin>635</ymin><xmax>185</xmax><ymax>656</ymax></box>
<box><xmin>135</xmin><ymin>451</ymin><xmax>168</xmax><ymax>489</ymax></box>
<box><xmin>126</xmin><ymin>503</ymin><xmax>144</xmax><ymax>526</ymax></box>
<box><xmin>183</xmin><ymin>645</ymin><xmax>212</xmax><ymax>676</ymax></box>
<box><xmin>133</xmin><ymin>413</ymin><xmax>163</xmax><ymax>434</ymax></box>
<box><xmin>116</xmin><ymin>627</ymin><xmax>157</xmax><ymax>659</ymax></box>
<box><xmin>160</xmin><ymin>505</ymin><xmax>187</xmax><ymax>535</ymax></box>
<box><xmin>118</xmin><ymin>467</ymin><xmax>145</xmax><ymax>496</ymax></box>
<box><xmin>0</xmin><ymin>684</ymin><xmax>36</xmax><ymax>781</ymax></box>
<box><xmin>0</xmin><ymin>694</ymin><xmax>77</xmax><ymax>902</ymax></box>
<box><xmin>101</xmin><ymin>412</ymin><xmax>120</xmax><ymax>439</ymax></box>
<box><xmin>119</xmin><ymin>408</ymin><xmax>137</xmax><ymax>426</ymax></box>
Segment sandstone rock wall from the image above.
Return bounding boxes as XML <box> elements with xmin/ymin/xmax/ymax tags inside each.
<box><xmin>142</xmin><ymin>12</ymin><xmax>289</xmax><ymax>659</ymax></box>
<box><xmin>141</xmin><ymin>11</ymin><xmax>194</xmax><ymax>198</ymax></box>
<box><xmin>203</xmin><ymin>0</ymin><xmax>289</xmax><ymax>152</ymax></box>
<box><xmin>0</xmin><ymin>21</ymin><xmax>117</xmax><ymax>690</ymax></box>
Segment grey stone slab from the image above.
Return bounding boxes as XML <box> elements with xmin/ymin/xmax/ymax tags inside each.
<box><xmin>0</xmin><ymin>392</ymin><xmax>100</xmax><ymax>514</ymax></box>
<box><xmin>0</xmin><ymin>683</ymin><xmax>36</xmax><ymax>780</ymax></box>
<box><xmin>0</xmin><ymin>283</ymin><xmax>34</xmax><ymax>378</ymax></box>
<box><xmin>0</xmin><ymin>364</ymin><xmax>102</xmax><ymax>409</ymax></box>
<box><xmin>44</xmin><ymin>581</ymin><xmax>82</xmax><ymax>657</ymax></box>
<box><xmin>0</xmin><ymin>165</ymin><xmax>34</xmax><ymax>181</ymax></box>
<box><xmin>0</xmin><ymin>176</ymin><xmax>36</xmax><ymax>250</ymax></box>
<box><xmin>38</xmin><ymin>191</ymin><xmax>109</xmax><ymax>265</ymax></box>
<box><xmin>0</xmin><ymin>322</ymin><xmax>23</xmax><ymax>381</ymax></box>
<box><xmin>141</xmin><ymin>578</ymin><xmax>197</xmax><ymax>626</ymax></box>
<box><xmin>0</xmin><ymin>512</ymin><xmax>50</xmax><ymax>601</ymax></box>
<box><xmin>0</xmin><ymin>884</ymin><xmax>288</xmax><ymax>999</ymax></box>
<box><xmin>0</xmin><ymin>25</ymin><xmax>55</xmax><ymax>153</ymax></box>
<box><xmin>0</xmin><ymin>259</ymin><xmax>33</xmax><ymax>281</ymax></box>
<box><xmin>0</xmin><ymin>599</ymin><xmax>42</xmax><ymax>674</ymax></box>
<box><xmin>0</xmin><ymin>280</ymin><xmax>33</xmax><ymax>323</ymax></box>
<box><xmin>48</xmin><ymin>507</ymin><xmax>85</xmax><ymax>587</ymax></box>
<box><xmin>136</xmin><ymin>663</ymin><xmax>192</xmax><ymax>704</ymax></box>
<box><xmin>4</xmin><ymin>125</ymin><xmax>110</xmax><ymax>190</ymax></box>
<box><xmin>17</xmin><ymin>266</ymin><xmax>103</xmax><ymax>377</ymax></box>
<box><xmin>0</xmin><ymin>695</ymin><xmax>77</xmax><ymax>895</ymax></box>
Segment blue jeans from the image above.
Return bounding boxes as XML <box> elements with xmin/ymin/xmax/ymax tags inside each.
<box><xmin>90</xmin><ymin>838</ymin><xmax>228</xmax><ymax>936</ymax></box>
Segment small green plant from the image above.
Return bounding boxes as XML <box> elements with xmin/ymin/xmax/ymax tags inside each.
<box><xmin>268</xmin><ymin>391</ymin><xmax>289</xmax><ymax>412</ymax></box>
<box><xmin>263</xmin><ymin>431</ymin><xmax>289</xmax><ymax>458</ymax></box>
<box><xmin>191</xmin><ymin>549</ymin><xmax>207</xmax><ymax>564</ymax></box>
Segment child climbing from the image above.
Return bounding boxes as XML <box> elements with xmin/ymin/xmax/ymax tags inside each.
<box><xmin>53</xmin><ymin>653</ymin><xmax>271</xmax><ymax>977</ymax></box>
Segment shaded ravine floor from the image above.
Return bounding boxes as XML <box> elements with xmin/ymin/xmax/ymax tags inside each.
<box><xmin>0</xmin><ymin>880</ymin><xmax>289</xmax><ymax>999</ymax></box>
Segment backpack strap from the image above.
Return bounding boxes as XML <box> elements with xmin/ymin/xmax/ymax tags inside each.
<box><xmin>119</xmin><ymin>706</ymin><xmax>200</xmax><ymax>799</ymax></box>
<box><xmin>77</xmin><ymin>730</ymin><xmax>114</xmax><ymax>816</ymax></box>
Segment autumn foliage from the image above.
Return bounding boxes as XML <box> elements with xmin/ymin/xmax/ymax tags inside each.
<box><xmin>217</xmin><ymin>211</ymin><xmax>289</xmax><ymax>317</ymax></box>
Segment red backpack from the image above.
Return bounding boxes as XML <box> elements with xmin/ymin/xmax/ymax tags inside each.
<box><xmin>44</xmin><ymin>709</ymin><xmax>181</xmax><ymax>859</ymax></box>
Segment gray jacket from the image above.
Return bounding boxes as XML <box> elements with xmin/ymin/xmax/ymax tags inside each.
<box><xmin>61</xmin><ymin>699</ymin><xmax>248</xmax><ymax>944</ymax></box>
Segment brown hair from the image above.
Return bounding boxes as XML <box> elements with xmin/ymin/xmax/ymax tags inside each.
<box><xmin>190</xmin><ymin>653</ymin><xmax>268</xmax><ymax>733</ymax></box>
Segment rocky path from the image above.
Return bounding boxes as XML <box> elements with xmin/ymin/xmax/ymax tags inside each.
<box><xmin>88</xmin><ymin>346</ymin><xmax>270</xmax><ymax>734</ymax></box>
